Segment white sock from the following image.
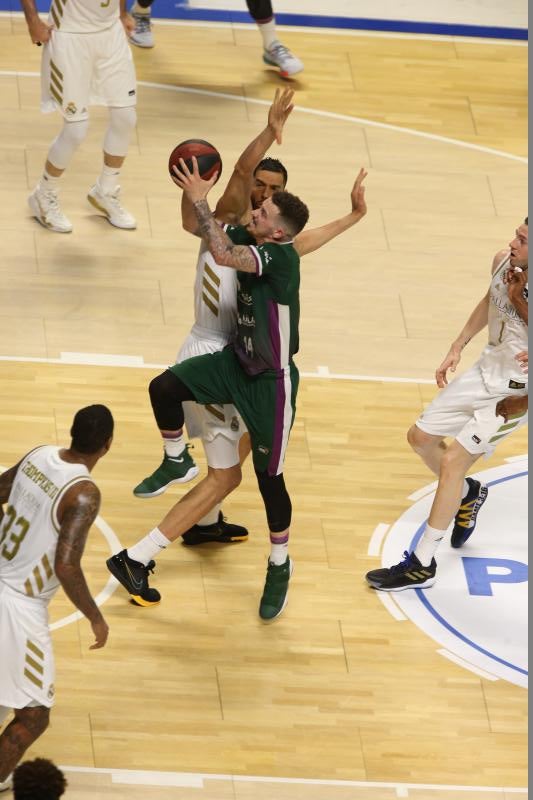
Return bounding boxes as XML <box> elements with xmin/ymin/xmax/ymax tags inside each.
<box><xmin>269</xmin><ymin>541</ymin><xmax>288</xmax><ymax>566</ymax></box>
<box><xmin>98</xmin><ymin>164</ymin><xmax>120</xmax><ymax>194</ymax></box>
<box><xmin>462</xmin><ymin>479</ymin><xmax>470</xmax><ymax>498</ymax></box>
<box><xmin>40</xmin><ymin>168</ymin><xmax>60</xmax><ymax>191</ymax></box>
<box><xmin>127</xmin><ymin>527</ymin><xmax>171</xmax><ymax>565</ymax></box>
<box><xmin>197</xmin><ymin>503</ymin><xmax>221</xmax><ymax>527</ymax></box>
<box><xmin>258</xmin><ymin>20</ymin><xmax>278</xmax><ymax>50</ymax></box>
<box><xmin>163</xmin><ymin>433</ymin><xmax>186</xmax><ymax>458</ymax></box>
<box><xmin>414</xmin><ymin>524</ymin><xmax>445</xmax><ymax>567</ymax></box>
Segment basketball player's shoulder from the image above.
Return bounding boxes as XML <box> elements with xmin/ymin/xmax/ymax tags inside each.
<box><xmin>491</xmin><ymin>248</ymin><xmax>510</xmax><ymax>274</ymax></box>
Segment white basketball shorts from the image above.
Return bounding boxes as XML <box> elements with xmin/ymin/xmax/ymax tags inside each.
<box><xmin>0</xmin><ymin>583</ymin><xmax>55</xmax><ymax>710</ymax></box>
<box><xmin>41</xmin><ymin>20</ymin><xmax>137</xmax><ymax>121</ymax></box>
<box><xmin>416</xmin><ymin>361</ymin><xmax>528</xmax><ymax>457</ymax></box>
<box><xmin>176</xmin><ymin>328</ymin><xmax>246</xmax><ymax>469</ymax></box>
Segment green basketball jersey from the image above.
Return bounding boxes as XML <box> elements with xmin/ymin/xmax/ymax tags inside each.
<box><xmin>224</xmin><ymin>224</ymin><xmax>300</xmax><ymax>376</ymax></box>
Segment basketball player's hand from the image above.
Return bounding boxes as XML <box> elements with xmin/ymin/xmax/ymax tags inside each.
<box><xmin>171</xmin><ymin>157</ymin><xmax>219</xmax><ymax>201</ymax></box>
<box><xmin>268</xmin><ymin>88</ymin><xmax>295</xmax><ymax>145</ymax></box>
<box><xmin>495</xmin><ymin>394</ymin><xmax>528</xmax><ymax>424</ymax></box>
<box><xmin>435</xmin><ymin>345</ymin><xmax>461</xmax><ymax>388</ymax></box>
<box><xmin>120</xmin><ymin>11</ymin><xmax>136</xmax><ymax>36</ymax></box>
<box><xmin>27</xmin><ymin>17</ymin><xmax>53</xmax><ymax>45</ymax></box>
<box><xmin>515</xmin><ymin>350</ymin><xmax>528</xmax><ymax>373</ymax></box>
<box><xmin>505</xmin><ymin>266</ymin><xmax>528</xmax><ymax>299</ymax></box>
<box><xmin>350</xmin><ymin>168</ymin><xmax>368</xmax><ymax>218</ymax></box>
<box><xmin>89</xmin><ymin>616</ymin><xmax>109</xmax><ymax>650</ymax></box>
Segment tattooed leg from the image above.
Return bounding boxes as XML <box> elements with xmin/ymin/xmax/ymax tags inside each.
<box><xmin>0</xmin><ymin>706</ymin><xmax>50</xmax><ymax>780</ymax></box>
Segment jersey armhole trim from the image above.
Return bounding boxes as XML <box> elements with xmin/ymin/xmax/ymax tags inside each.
<box><xmin>51</xmin><ymin>476</ymin><xmax>96</xmax><ymax>534</ymax></box>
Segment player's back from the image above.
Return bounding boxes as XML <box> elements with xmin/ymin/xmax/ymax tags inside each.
<box><xmin>48</xmin><ymin>0</ymin><xmax>120</xmax><ymax>33</ymax></box>
<box><xmin>0</xmin><ymin>446</ymin><xmax>92</xmax><ymax>602</ymax></box>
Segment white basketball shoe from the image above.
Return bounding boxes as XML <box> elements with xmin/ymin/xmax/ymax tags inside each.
<box><xmin>28</xmin><ymin>185</ymin><xmax>73</xmax><ymax>233</ymax></box>
<box><xmin>263</xmin><ymin>41</ymin><xmax>304</xmax><ymax>78</ymax></box>
<box><xmin>130</xmin><ymin>11</ymin><xmax>154</xmax><ymax>48</ymax></box>
<box><xmin>87</xmin><ymin>184</ymin><xmax>137</xmax><ymax>230</ymax></box>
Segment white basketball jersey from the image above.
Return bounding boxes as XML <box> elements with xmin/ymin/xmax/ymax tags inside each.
<box><xmin>0</xmin><ymin>446</ymin><xmax>93</xmax><ymax>603</ymax></box>
<box><xmin>192</xmin><ymin>241</ymin><xmax>238</xmax><ymax>338</ymax></box>
<box><xmin>48</xmin><ymin>0</ymin><xmax>119</xmax><ymax>33</ymax></box>
<box><xmin>479</xmin><ymin>254</ymin><xmax>528</xmax><ymax>393</ymax></box>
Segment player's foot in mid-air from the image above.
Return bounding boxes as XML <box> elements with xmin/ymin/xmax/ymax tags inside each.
<box><xmin>133</xmin><ymin>447</ymin><xmax>199</xmax><ymax>498</ymax></box>
<box><xmin>263</xmin><ymin>41</ymin><xmax>304</xmax><ymax>78</ymax></box>
<box><xmin>28</xmin><ymin>185</ymin><xmax>73</xmax><ymax>233</ymax></box>
<box><xmin>130</xmin><ymin>9</ymin><xmax>154</xmax><ymax>48</ymax></box>
<box><xmin>451</xmin><ymin>478</ymin><xmax>488</xmax><ymax>548</ymax></box>
<box><xmin>259</xmin><ymin>556</ymin><xmax>293</xmax><ymax>621</ymax></box>
<box><xmin>106</xmin><ymin>549</ymin><xmax>161</xmax><ymax>606</ymax></box>
<box><xmin>87</xmin><ymin>183</ymin><xmax>137</xmax><ymax>229</ymax></box>
<box><xmin>182</xmin><ymin>512</ymin><xmax>249</xmax><ymax>545</ymax></box>
<box><xmin>366</xmin><ymin>551</ymin><xmax>436</xmax><ymax>591</ymax></box>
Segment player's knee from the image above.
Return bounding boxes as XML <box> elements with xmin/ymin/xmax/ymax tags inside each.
<box><xmin>48</xmin><ymin>119</ymin><xmax>89</xmax><ymax>169</ymax></box>
<box><xmin>209</xmin><ymin>464</ymin><xmax>242</xmax><ymax>496</ymax></box>
<box><xmin>439</xmin><ymin>445</ymin><xmax>467</xmax><ymax>478</ymax></box>
<box><xmin>16</xmin><ymin>706</ymin><xmax>50</xmax><ymax>739</ymax></box>
<box><xmin>407</xmin><ymin>424</ymin><xmax>436</xmax><ymax>454</ymax></box>
<box><xmin>104</xmin><ymin>106</ymin><xmax>137</xmax><ymax>156</ymax></box>
<box><xmin>149</xmin><ymin>370</ymin><xmax>190</xmax><ymax>405</ymax></box>
<box><xmin>255</xmin><ymin>469</ymin><xmax>292</xmax><ymax>532</ymax></box>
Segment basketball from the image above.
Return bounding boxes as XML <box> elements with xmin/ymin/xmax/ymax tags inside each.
<box><xmin>168</xmin><ymin>139</ymin><xmax>222</xmax><ymax>182</ymax></box>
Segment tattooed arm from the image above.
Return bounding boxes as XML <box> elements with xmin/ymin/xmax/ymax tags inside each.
<box><xmin>55</xmin><ymin>481</ymin><xmax>109</xmax><ymax>649</ymax></box>
<box><xmin>193</xmin><ymin>199</ymin><xmax>257</xmax><ymax>273</ymax></box>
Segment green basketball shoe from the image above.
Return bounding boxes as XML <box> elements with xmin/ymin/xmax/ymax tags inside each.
<box><xmin>133</xmin><ymin>447</ymin><xmax>199</xmax><ymax>498</ymax></box>
<box><xmin>259</xmin><ymin>556</ymin><xmax>293</xmax><ymax>622</ymax></box>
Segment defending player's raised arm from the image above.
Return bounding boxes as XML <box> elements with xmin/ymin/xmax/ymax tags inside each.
<box><xmin>213</xmin><ymin>88</ymin><xmax>294</xmax><ymax>224</ymax></box>
<box><xmin>55</xmin><ymin>481</ymin><xmax>109</xmax><ymax>650</ymax></box>
<box><xmin>294</xmin><ymin>168</ymin><xmax>367</xmax><ymax>256</ymax></box>
<box><xmin>20</xmin><ymin>0</ymin><xmax>53</xmax><ymax>45</ymax></box>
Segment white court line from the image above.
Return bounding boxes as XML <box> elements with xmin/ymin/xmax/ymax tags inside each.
<box><xmin>505</xmin><ymin>454</ymin><xmax>529</xmax><ymax>464</ymax></box>
<box><xmin>437</xmin><ymin>648</ymin><xmax>498</xmax><ymax>681</ymax></box>
<box><xmin>0</xmin><ymin>70</ymin><xmax>527</xmax><ymax>164</ymax></box>
<box><xmin>57</xmin><ymin>764</ymin><xmax>527</xmax><ymax>793</ymax></box>
<box><xmin>408</xmin><ymin>480</ymin><xmax>439</xmax><ymax>501</ymax></box>
<box><xmin>374</xmin><ymin>590</ymin><xmax>407</xmax><ymax>621</ymax></box>
<box><xmin>367</xmin><ymin>522</ymin><xmax>390</xmax><ymax>555</ymax></box>
<box><xmin>1</xmin><ymin>10</ymin><xmax>526</xmax><ymax>46</ymax></box>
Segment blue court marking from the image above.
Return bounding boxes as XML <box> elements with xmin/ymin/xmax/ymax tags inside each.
<box><xmin>408</xmin><ymin>470</ymin><xmax>528</xmax><ymax>677</ymax></box>
<box><xmin>0</xmin><ymin>1</ymin><xmax>527</xmax><ymax>41</ymax></box>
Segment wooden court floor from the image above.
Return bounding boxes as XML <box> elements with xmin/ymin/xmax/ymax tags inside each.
<box><xmin>0</xmin><ymin>13</ymin><xmax>528</xmax><ymax>798</ymax></box>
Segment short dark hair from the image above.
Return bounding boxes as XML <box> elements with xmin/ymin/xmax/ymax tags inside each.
<box><xmin>254</xmin><ymin>157</ymin><xmax>288</xmax><ymax>187</ymax></box>
<box><xmin>13</xmin><ymin>758</ymin><xmax>67</xmax><ymax>800</ymax></box>
<box><xmin>70</xmin><ymin>404</ymin><xmax>114</xmax><ymax>454</ymax></box>
<box><xmin>272</xmin><ymin>191</ymin><xmax>309</xmax><ymax>237</ymax></box>
<box><xmin>525</xmin><ymin>216</ymin><xmax>528</xmax><ymax>225</ymax></box>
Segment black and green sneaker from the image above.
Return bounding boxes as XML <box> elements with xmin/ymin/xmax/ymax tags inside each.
<box><xmin>259</xmin><ymin>556</ymin><xmax>293</xmax><ymax>622</ymax></box>
<box><xmin>133</xmin><ymin>446</ymin><xmax>199</xmax><ymax>498</ymax></box>
<box><xmin>181</xmin><ymin>512</ymin><xmax>249</xmax><ymax>546</ymax></box>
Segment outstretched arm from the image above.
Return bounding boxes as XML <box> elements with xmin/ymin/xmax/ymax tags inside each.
<box><xmin>55</xmin><ymin>481</ymin><xmax>109</xmax><ymax>650</ymax></box>
<box><xmin>181</xmin><ymin>88</ymin><xmax>294</xmax><ymax>235</ymax></box>
<box><xmin>214</xmin><ymin>88</ymin><xmax>294</xmax><ymax>225</ymax></box>
<box><xmin>294</xmin><ymin>168</ymin><xmax>367</xmax><ymax>256</ymax></box>
<box><xmin>504</xmin><ymin>267</ymin><xmax>528</xmax><ymax>324</ymax></box>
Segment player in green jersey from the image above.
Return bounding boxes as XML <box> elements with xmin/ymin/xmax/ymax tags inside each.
<box><xmin>108</xmin><ymin>159</ymin><xmax>308</xmax><ymax>621</ymax></box>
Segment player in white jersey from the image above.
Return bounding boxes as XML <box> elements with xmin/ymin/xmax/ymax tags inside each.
<box><xmin>0</xmin><ymin>406</ymin><xmax>113</xmax><ymax>791</ymax></box>
<box><xmin>366</xmin><ymin>218</ymin><xmax>528</xmax><ymax>592</ymax></box>
<box><xmin>21</xmin><ymin>0</ymin><xmax>137</xmax><ymax>234</ymax></box>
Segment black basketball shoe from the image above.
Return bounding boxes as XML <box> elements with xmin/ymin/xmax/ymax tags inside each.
<box><xmin>106</xmin><ymin>550</ymin><xmax>161</xmax><ymax>606</ymax></box>
<box><xmin>366</xmin><ymin>551</ymin><xmax>436</xmax><ymax>591</ymax></box>
<box><xmin>451</xmin><ymin>478</ymin><xmax>488</xmax><ymax>548</ymax></box>
<box><xmin>181</xmin><ymin>512</ymin><xmax>249</xmax><ymax>546</ymax></box>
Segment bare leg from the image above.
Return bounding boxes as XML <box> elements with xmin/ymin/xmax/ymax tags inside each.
<box><xmin>428</xmin><ymin>441</ymin><xmax>479</xmax><ymax>529</ymax></box>
<box><xmin>0</xmin><ymin>706</ymin><xmax>50</xmax><ymax>781</ymax></box>
<box><xmin>407</xmin><ymin>424</ymin><xmax>448</xmax><ymax>476</ymax></box>
<box><xmin>158</xmin><ymin>464</ymin><xmax>242</xmax><ymax>541</ymax></box>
